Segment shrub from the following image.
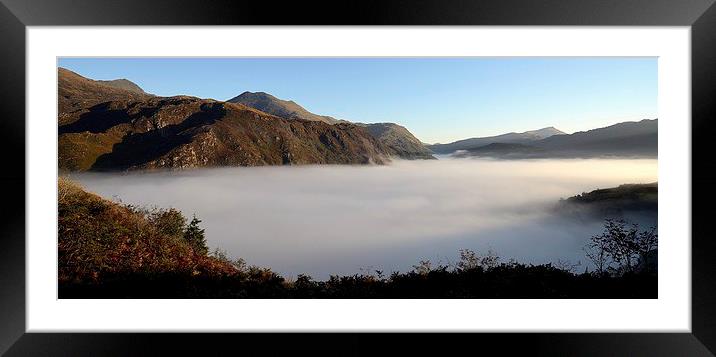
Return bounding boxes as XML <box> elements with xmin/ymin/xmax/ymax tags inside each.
<box><xmin>150</xmin><ymin>208</ymin><xmax>186</xmax><ymax>238</ymax></box>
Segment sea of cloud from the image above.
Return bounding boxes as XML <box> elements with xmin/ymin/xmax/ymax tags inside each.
<box><xmin>72</xmin><ymin>158</ymin><xmax>658</xmax><ymax>279</ymax></box>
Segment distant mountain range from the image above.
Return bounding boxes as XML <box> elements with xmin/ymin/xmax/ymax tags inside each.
<box><xmin>450</xmin><ymin>120</ymin><xmax>657</xmax><ymax>159</ymax></box>
<box><xmin>57</xmin><ymin>68</ymin><xmax>433</xmax><ymax>171</ymax></box>
<box><xmin>427</xmin><ymin>127</ymin><xmax>565</xmax><ymax>154</ymax></box>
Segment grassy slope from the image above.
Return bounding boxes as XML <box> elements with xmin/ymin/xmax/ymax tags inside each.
<box><xmin>58</xmin><ymin>177</ymin><xmax>238</xmax><ymax>284</ymax></box>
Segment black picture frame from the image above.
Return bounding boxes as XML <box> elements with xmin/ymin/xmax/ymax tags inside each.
<box><xmin>1</xmin><ymin>0</ymin><xmax>715</xmax><ymax>355</ymax></box>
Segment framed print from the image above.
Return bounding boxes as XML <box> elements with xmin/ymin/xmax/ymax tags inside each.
<box><xmin>2</xmin><ymin>0</ymin><xmax>716</xmax><ymax>355</ymax></box>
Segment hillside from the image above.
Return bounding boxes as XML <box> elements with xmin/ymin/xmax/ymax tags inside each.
<box><xmin>556</xmin><ymin>182</ymin><xmax>658</xmax><ymax>219</ymax></box>
<box><xmin>229</xmin><ymin>91</ymin><xmax>434</xmax><ymax>160</ymax></box>
<box><xmin>58</xmin><ymin>177</ymin><xmax>239</xmax><ymax>286</ymax></box>
<box><xmin>58</xmin><ymin>69</ymin><xmax>392</xmax><ymax>171</ymax></box>
<box><xmin>360</xmin><ymin>123</ymin><xmax>435</xmax><ymax>160</ymax></box>
<box><xmin>428</xmin><ymin>127</ymin><xmax>564</xmax><ymax>154</ymax></box>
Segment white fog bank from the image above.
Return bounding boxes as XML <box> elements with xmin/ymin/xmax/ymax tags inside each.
<box><xmin>71</xmin><ymin>158</ymin><xmax>658</xmax><ymax>279</ymax></box>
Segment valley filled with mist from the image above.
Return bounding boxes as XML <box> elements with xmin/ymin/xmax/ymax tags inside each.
<box><xmin>72</xmin><ymin>157</ymin><xmax>657</xmax><ymax>279</ymax></box>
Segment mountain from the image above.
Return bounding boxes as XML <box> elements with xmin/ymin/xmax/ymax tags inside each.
<box><xmin>229</xmin><ymin>91</ymin><xmax>435</xmax><ymax>160</ymax></box>
<box><xmin>58</xmin><ymin>68</ymin><xmax>153</xmax><ymax>120</ymax></box>
<box><xmin>427</xmin><ymin>127</ymin><xmax>564</xmax><ymax>154</ymax></box>
<box><xmin>96</xmin><ymin>78</ymin><xmax>148</xmax><ymax>94</ymax></box>
<box><xmin>454</xmin><ymin>119</ymin><xmax>657</xmax><ymax>159</ymax></box>
<box><xmin>359</xmin><ymin>123</ymin><xmax>435</xmax><ymax>160</ymax></box>
<box><xmin>536</xmin><ymin>119</ymin><xmax>657</xmax><ymax>154</ymax></box>
<box><xmin>227</xmin><ymin>91</ymin><xmax>341</xmax><ymax>124</ymax></box>
<box><xmin>58</xmin><ymin>69</ymin><xmax>392</xmax><ymax>171</ymax></box>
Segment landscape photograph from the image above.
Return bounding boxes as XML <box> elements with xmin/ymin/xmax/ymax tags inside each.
<box><xmin>57</xmin><ymin>57</ymin><xmax>658</xmax><ymax>298</ymax></box>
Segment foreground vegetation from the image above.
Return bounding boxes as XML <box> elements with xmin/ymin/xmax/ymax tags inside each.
<box><xmin>58</xmin><ymin>178</ymin><xmax>657</xmax><ymax>299</ymax></box>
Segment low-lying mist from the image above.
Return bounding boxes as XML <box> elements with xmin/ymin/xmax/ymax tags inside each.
<box><xmin>71</xmin><ymin>158</ymin><xmax>658</xmax><ymax>279</ymax></box>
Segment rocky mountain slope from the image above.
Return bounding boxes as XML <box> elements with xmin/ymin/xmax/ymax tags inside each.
<box><xmin>427</xmin><ymin>127</ymin><xmax>564</xmax><ymax>154</ymax></box>
<box><xmin>358</xmin><ymin>123</ymin><xmax>435</xmax><ymax>159</ymax></box>
<box><xmin>228</xmin><ymin>91</ymin><xmax>435</xmax><ymax>159</ymax></box>
<box><xmin>58</xmin><ymin>68</ymin><xmax>392</xmax><ymax>171</ymax></box>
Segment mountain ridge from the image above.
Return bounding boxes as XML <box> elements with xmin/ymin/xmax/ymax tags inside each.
<box><xmin>358</xmin><ymin>122</ymin><xmax>436</xmax><ymax>160</ymax></box>
<box><xmin>455</xmin><ymin>119</ymin><xmax>657</xmax><ymax>159</ymax></box>
<box><xmin>427</xmin><ymin>126</ymin><xmax>565</xmax><ymax>154</ymax></box>
<box><xmin>96</xmin><ymin>78</ymin><xmax>147</xmax><ymax>94</ymax></box>
<box><xmin>229</xmin><ymin>91</ymin><xmax>435</xmax><ymax>160</ymax></box>
<box><xmin>58</xmin><ymin>67</ymin><xmax>153</xmax><ymax>120</ymax></box>
<box><xmin>58</xmin><ymin>69</ymin><xmax>393</xmax><ymax>171</ymax></box>
<box><xmin>228</xmin><ymin>91</ymin><xmax>341</xmax><ymax>125</ymax></box>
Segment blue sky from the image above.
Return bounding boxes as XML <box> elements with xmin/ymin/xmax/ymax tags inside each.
<box><xmin>58</xmin><ymin>57</ymin><xmax>657</xmax><ymax>144</ymax></box>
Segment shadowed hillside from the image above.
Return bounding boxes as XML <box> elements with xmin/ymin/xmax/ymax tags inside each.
<box><xmin>556</xmin><ymin>182</ymin><xmax>658</xmax><ymax>219</ymax></box>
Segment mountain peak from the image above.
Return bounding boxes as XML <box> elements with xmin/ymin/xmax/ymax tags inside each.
<box><xmin>427</xmin><ymin>126</ymin><xmax>565</xmax><ymax>154</ymax></box>
<box><xmin>524</xmin><ymin>126</ymin><xmax>565</xmax><ymax>138</ymax></box>
<box><xmin>95</xmin><ymin>78</ymin><xmax>147</xmax><ymax>94</ymax></box>
<box><xmin>234</xmin><ymin>91</ymin><xmax>273</xmax><ymax>99</ymax></box>
<box><xmin>57</xmin><ymin>67</ymin><xmax>152</xmax><ymax>115</ymax></box>
<box><xmin>228</xmin><ymin>91</ymin><xmax>338</xmax><ymax>125</ymax></box>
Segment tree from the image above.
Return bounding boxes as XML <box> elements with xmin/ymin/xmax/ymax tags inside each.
<box><xmin>635</xmin><ymin>226</ymin><xmax>658</xmax><ymax>273</ymax></box>
<box><xmin>584</xmin><ymin>232</ymin><xmax>612</xmax><ymax>275</ymax></box>
<box><xmin>184</xmin><ymin>215</ymin><xmax>208</xmax><ymax>255</ymax></box>
<box><xmin>479</xmin><ymin>249</ymin><xmax>500</xmax><ymax>270</ymax></box>
<box><xmin>456</xmin><ymin>249</ymin><xmax>480</xmax><ymax>271</ymax></box>
<box><xmin>602</xmin><ymin>219</ymin><xmax>638</xmax><ymax>273</ymax></box>
<box><xmin>412</xmin><ymin>260</ymin><xmax>432</xmax><ymax>275</ymax></box>
<box><xmin>456</xmin><ymin>249</ymin><xmax>500</xmax><ymax>271</ymax></box>
<box><xmin>587</xmin><ymin>219</ymin><xmax>657</xmax><ymax>275</ymax></box>
<box><xmin>635</xmin><ymin>227</ymin><xmax>657</xmax><ymax>260</ymax></box>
